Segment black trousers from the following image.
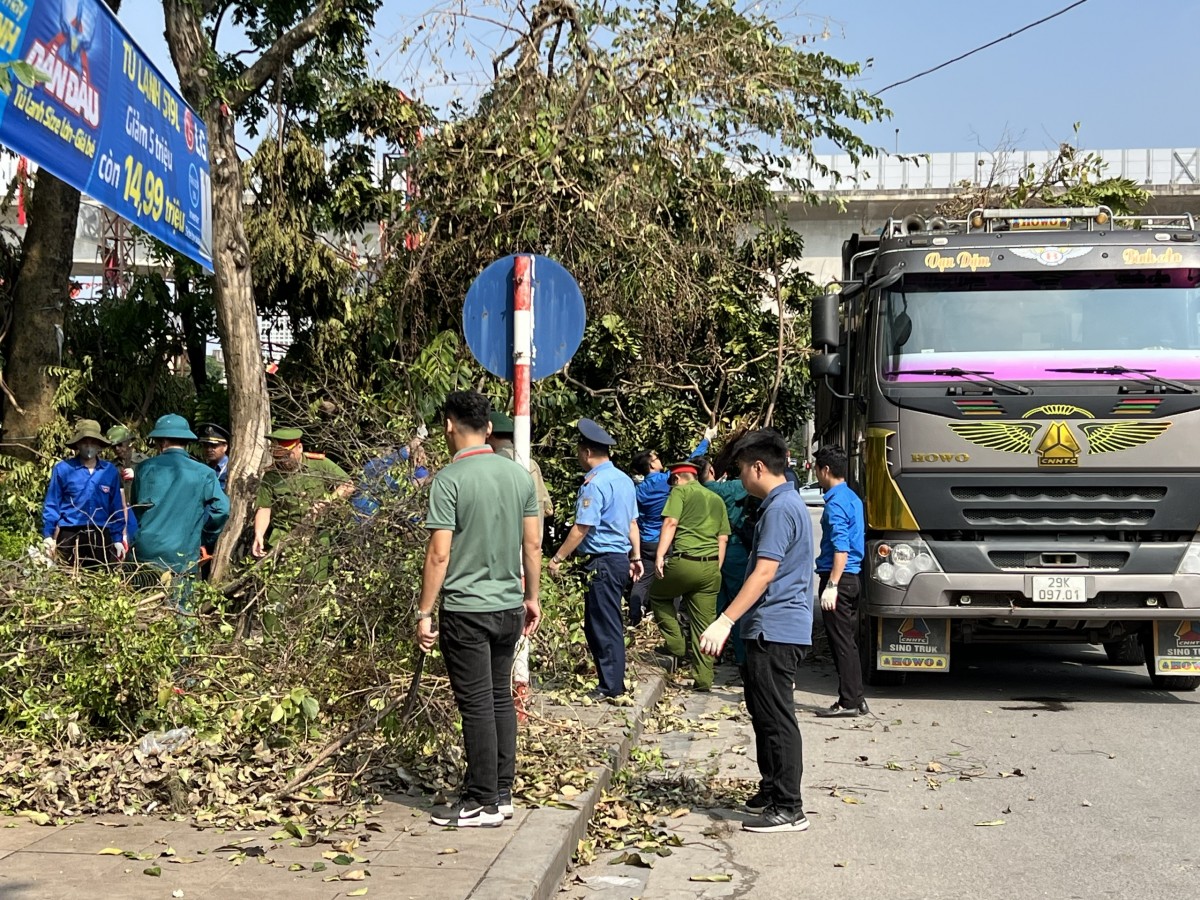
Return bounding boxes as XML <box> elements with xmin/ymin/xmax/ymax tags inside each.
<box><xmin>626</xmin><ymin>540</ymin><xmax>658</xmax><ymax>625</ymax></box>
<box><xmin>440</xmin><ymin>607</ymin><xmax>524</xmax><ymax>807</ymax></box>
<box><xmin>56</xmin><ymin>526</ymin><xmax>113</xmax><ymax>568</ymax></box>
<box><xmin>740</xmin><ymin>636</ymin><xmax>807</xmax><ymax>811</ymax></box>
<box><xmin>583</xmin><ymin>552</ymin><xmax>631</xmax><ymax>696</ymax></box>
<box><xmin>818</xmin><ymin>572</ymin><xmax>865</xmax><ymax>708</ymax></box>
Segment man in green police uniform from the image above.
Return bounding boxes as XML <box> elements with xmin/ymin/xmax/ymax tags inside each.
<box><xmin>252</xmin><ymin>427</ymin><xmax>355</xmax><ymax>557</ymax></box>
<box><xmin>650</xmin><ymin>459</ymin><xmax>730</xmax><ymax>691</ymax></box>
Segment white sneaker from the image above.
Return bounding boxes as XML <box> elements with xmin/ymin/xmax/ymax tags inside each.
<box><xmin>498</xmin><ymin>792</ymin><xmax>515</xmax><ymax>819</ymax></box>
<box><xmin>430</xmin><ymin>801</ymin><xmax>503</xmax><ymax>828</ymax></box>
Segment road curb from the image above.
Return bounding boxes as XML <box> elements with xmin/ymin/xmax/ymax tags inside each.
<box><xmin>469</xmin><ymin>667</ymin><xmax>667</xmax><ymax>900</ymax></box>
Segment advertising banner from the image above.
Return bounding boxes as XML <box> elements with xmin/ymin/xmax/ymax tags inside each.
<box><xmin>0</xmin><ymin>0</ymin><xmax>212</xmax><ymax>270</ymax></box>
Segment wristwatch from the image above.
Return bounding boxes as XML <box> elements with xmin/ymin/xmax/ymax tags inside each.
<box><xmin>829</xmin><ymin>582</ymin><xmax>839</xmax><ymax>589</ymax></box>
<box><xmin>551</xmin><ymin>555</ymin><xmax>563</xmax><ymax>564</ymax></box>
<box><xmin>415</xmin><ymin>610</ymin><xmax>434</xmax><ymax>621</ymax></box>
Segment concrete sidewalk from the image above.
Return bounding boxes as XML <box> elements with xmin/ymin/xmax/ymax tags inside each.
<box><xmin>0</xmin><ymin>668</ymin><xmax>666</xmax><ymax>900</ymax></box>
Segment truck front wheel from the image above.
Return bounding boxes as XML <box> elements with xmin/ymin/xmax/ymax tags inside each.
<box><xmin>1144</xmin><ymin>636</ymin><xmax>1200</xmax><ymax>691</ymax></box>
<box><xmin>1103</xmin><ymin>634</ymin><xmax>1143</xmax><ymax>666</ymax></box>
<box><xmin>859</xmin><ymin>611</ymin><xmax>906</xmax><ymax>687</ymax></box>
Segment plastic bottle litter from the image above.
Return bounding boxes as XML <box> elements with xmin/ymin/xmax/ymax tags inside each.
<box><xmin>138</xmin><ymin>727</ymin><xmax>193</xmax><ymax>756</ymax></box>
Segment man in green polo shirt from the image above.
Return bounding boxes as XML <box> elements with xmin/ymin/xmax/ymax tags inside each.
<box><xmin>649</xmin><ymin>460</ymin><xmax>730</xmax><ymax>691</ymax></box>
<box><xmin>416</xmin><ymin>391</ymin><xmax>542</xmax><ymax>829</ymax></box>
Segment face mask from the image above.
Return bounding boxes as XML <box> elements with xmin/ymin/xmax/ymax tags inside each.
<box><xmin>78</xmin><ymin>445</ymin><xmax>100</xmax><ymax>461</ymax></box>
<box><xmin>273</xmin><ymin>453</ymin><xmax>300</xmax><ymax>473</ymax></box>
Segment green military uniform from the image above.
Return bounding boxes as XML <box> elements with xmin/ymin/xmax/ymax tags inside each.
<box><xmin>650</xmin><ymin>477</ymin><xmax>731</xmax><ymax>690</ymax></box>
<box><xmin>257</xmin><ymin>453</ymin><xmax>352</xmax><ymax>545</ymax></box>
<box><xmin>257</xmin><ymin>428</ymin><xmax>352</xmax><ymax>631</ymax></box>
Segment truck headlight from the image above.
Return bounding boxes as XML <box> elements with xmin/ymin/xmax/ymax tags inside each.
<box><xmin>872</xmin><ymin>539</ymin><xmax>941</xmax><ymax>586</ymax></box>
<box><xmin>1177</xmin><ymin>544</ymin><xmax>1200</xmax><ymax>575</ymax></box>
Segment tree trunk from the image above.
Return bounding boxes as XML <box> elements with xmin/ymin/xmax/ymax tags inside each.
<box><xmin>0</xmin><ymin>171</ymin><xmax>82</xmax><ymax>460</ymax></box>
<box><xmin>175</xmin><ymin>260</ymin><xmax>209</xmax><ymax>393</ymax></box>
<box><xmin>164</xmin><ymin>0</ymin><xmax>269</xmax><ymax>582</ymax></box>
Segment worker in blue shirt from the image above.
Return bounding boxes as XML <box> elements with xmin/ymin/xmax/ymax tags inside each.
<box><xmin>351</xmin><ymin>426</ymin><xmax>431</xmax><ymax>519</ymax></box>
<box><xmin>627</xmin><ymin>426</ymin><xmax>716</xmax><ymax>624</ymax></box>
<box><xmin>549</xmin><ymin>419</ymin><xmax>641</xmax><ymax>699</ymax></box>
<box><xmin>699</xmin><ymin>429</ymin><xmax>814</xmax><ymax>834</ymax></box>
<box><xmin>42</xmin><ymin>419</ymin><xmax>132</xmax><ymax>568</ymax></box>
<box><xmin>812</xmin><ymin>444</ymin><xmax>868</xmax><ymax>718</ymax></box>
<box><xmin>132</xmin><ymin>414</ymin><xmax>230</xmax><ymax>581</ymax></box>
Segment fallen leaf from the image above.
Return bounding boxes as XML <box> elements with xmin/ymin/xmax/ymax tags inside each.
<box><xmin>438</xmin><ymin>848</ymin><xmax>458</xmax><ymax>856</ymax></box>
<box><xmin>926</xmin><ymin>762</ymin><xmax>944</xmax><ymax>773</ymax></box>
<box><xmin>974</xmin><ymin>820</ymin><xmax>1005</xmax><ymax>827</ymax></box>
<box><xmin>689</xmin><ymin>873</ymin><xmax>733</xmax><ymax>882</ymax></box>
<box><xmin>332</xmin><ymin>839</ymin><xmax>358</xmax><ymax>853</ymax></box>
<box><xmin>886</xmin><ymin>761</ymin><xmax>903</xmax><ymax>771</ymax></box>
<box><xmin>340</xmin><ymin>869</ymin><xmax>368</xmax><ymax>881</ymax></box>
<box><xmin>610</xmin><ymin>851</ymin><xmax>653</xmax><ymax>868</ymax></box>
<box><xmin>288</xmin><ymin>863</ymin><xmax>304</xmax><ymax>872</ymax></box>
<box><xmin>17</xmin><ymin>811</ymin><xmax>51</xmax><ymax>826</ymax></box>
<box><xmin>841</xmin><ymin>796</ymin><xmax>861</xmax><ymax>805</ymax></box>
<box><xmin>312</xmin><ymin>862</ymin><xmax>327</xmax><ymax>873</ymax></box>
<box><xmin>560</xmin><ymin>785</ymin><xmax>580</xmax><ymax>799</ymax></box>
<box><xmin>143</xmin><ymin>866</ymin><xmax>162</xmax><ymax>876</ymax></box>
<box><xmin>347</xmin><ymin>890</ymin><xmax>369</xmax><ymax>897</ymax></box>
<box><xmin>172</xmin><ymin>891</ymin><xmax>185</xmax><ymax>899</ymax></box>
<box><xmin>669</xmin><ymin>808</ymin><xmax>689</xmax><ymax>819</ymax></box>
<box><xmin>833</xmin><ymin>861</ymin><xmax>848</xmax><ymax>868</ymax></box>
<box><xmin>98</xmin><ymin>847</ymin><xmax>124</xmax><ymax>856</ymax></box>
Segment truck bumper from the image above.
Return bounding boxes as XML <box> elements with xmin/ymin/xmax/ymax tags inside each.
<box><xmin>869</xmin><ymin>572</ymin><xmax>1200</xmax><ymax>619</ymax></box>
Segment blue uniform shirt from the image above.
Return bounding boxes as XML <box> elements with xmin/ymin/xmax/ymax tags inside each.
<box><xmin>635</xmin><ymin>472</ymin><xmax>670</xmax><ymax>543</ymax></box>
<box><xmin>816</xmin><ymin>482</ymin><xmax>864</xmax><ymax>574</ymax></box>
<box><xmin>42</xmin><ymin>458</ymin><xmax>128</xmax><ymax>543</ymax></box>
<box><xmin>740</xmin><ymin>481</ymin><xmax>814</xmax><ymax>645</ymax></box>
<box><xmin>634</xmin><ymin>436</ymin><xmax>711</xmax><ymax>543</ymax></box>
<box><xmin>214</xmin><ymin>454</ymin><xmax>229</xmax><ymax>492</ymax></box>
<box><xmin>575</xmin><ymin>460</ymin><xmax>637</xmax><ymax>555</ymax></box>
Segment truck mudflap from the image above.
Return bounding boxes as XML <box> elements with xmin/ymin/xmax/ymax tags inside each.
<box><xmin>877</xmin><ymin>617</ymin><xmax>951</xmax><ymax>672</ymax></box>
<box><xmin>1151</xmin><ymin>620</ymin><xmax>1200</xmax><ymax>676</ymax></box>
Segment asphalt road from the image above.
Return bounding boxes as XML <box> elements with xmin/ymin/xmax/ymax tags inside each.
<box><xmin>563</xmin><ymin>509</ymin><xmax>1200</xmax><ymax>899</ymax></box>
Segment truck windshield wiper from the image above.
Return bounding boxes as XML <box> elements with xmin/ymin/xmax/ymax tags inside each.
<box><xmin>883</xmin><ymin>367</ymin><xmax>1033</xmax><ymax>395</ymax></box>
<box><xmin>1046</xmin><ymin>365</ymin><xmax>1197</xmax><ymax>395</ymax></box>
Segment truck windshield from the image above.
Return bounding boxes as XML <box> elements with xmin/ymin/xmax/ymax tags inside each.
<box><xmin>880</xmin><ymin>269</ymin><xmax>1200</xmax><ymax>383</ymax></box>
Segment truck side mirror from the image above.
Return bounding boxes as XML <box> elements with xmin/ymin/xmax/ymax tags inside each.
<box><xmin>809</xmin><ymin>351</ymin><xmax>842</xmax><ymax>378</ymax></box>
<box><xmin>811</xmin><ymin>293</ymin><xmax>841</xmax><ymax>351</ymax></box>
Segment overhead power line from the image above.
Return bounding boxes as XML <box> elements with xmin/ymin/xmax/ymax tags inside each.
<box><xmin>874</xmin><ymin>0</ymin><xmax>1090</xmax><ymax>96</ymax></box>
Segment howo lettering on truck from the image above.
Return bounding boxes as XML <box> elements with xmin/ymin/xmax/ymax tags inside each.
<box><xmin>809</xmin><ymin>206</ymin><xmax>1200</xmax><ymax>691</ymax></box>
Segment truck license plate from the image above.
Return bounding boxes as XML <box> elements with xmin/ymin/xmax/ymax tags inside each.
<box><xmin>1031</xmin><ymin>575</ymin><xmax>1086</xmax><ymax>603</ymax></box>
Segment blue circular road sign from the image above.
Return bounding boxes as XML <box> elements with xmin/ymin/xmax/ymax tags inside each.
<box><xmin>462</xmin><ymin>254</ymin><xmax>586</xmax><ymax>381</ymax></box>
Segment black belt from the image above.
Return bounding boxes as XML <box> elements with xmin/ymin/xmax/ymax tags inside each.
<box><xmin>675</xmin><ymin>553</ymin><xmax>719</xmax><ymax>563</ymax></box>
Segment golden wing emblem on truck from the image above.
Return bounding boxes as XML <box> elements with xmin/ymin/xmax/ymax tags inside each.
<box><xmin>947</xmin><ymin>422</ymin><xmax>1040</xmax><ymax>454</ymax></box>
<box><xmin>1078</xmin><ymin>421</ymin><xmax>1172</xmax><ymax>453</ymax></box>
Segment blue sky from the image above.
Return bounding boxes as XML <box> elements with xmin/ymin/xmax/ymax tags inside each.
<box><xmin>123</xmin><ymin>0</ymin><xmax>1198</xmax><ymax>155</ymax></box>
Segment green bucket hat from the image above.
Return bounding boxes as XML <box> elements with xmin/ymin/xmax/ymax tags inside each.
<box><xmin>147</xmin><ymin>413</ymin><xmax>197</xmax><ymax>441</ymax></box>
<box><xmin>67</xmin><ymin>419</ymin><xmax>110</xmax><ymax>447</ymax></box>
<box><xmin>106</xmin><ymin>424</ymin><xmax>134</xmax><ymax>445</ymax></box>
<box><xmin>267</xmin><ymin>427</ymin><xmax>303</xmax><ymax>442</ymax></box>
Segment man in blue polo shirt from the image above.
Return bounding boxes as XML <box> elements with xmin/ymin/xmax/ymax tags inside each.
<box><xmin>549</xmin><ymin>419</ymin><xmax>641</xmax><ymax>699</ymax></box>
<box><xmin>699</xmin><ymin>429</ymin><xmax>813</xmax><ymax>834</ymax></box>
<box><xmin>812</xmin><ymin>444</ymin><xmax>868</xmax><ymax>718</ymax></box>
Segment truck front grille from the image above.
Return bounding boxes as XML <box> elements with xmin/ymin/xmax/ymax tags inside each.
<box><xmin>963</xmin><ymin>508</ymin><xmax>1154</xmax><ymax>527</ymax></box>
<box><xmin>952</xmin><ymin>486</ymin><xmax>1167</xmax><ymax>502</ymax></box>
<box><xmin>987</xmin><ymin>551</ymin><xmax>1129</xmax><ymax>571</ymax></box>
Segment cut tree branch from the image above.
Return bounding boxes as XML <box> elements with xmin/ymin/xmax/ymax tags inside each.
<box><xmin>226</xmin><ymin>1</ymin><xmax>346</xmax><ymax>110</ymax></box>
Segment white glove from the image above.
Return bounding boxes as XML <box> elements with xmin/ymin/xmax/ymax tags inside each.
<box><xmin>820</xmin><ymin>585</ymin><xmax>839</xmax><ymax>612</ymax></box>
<box><xmin>41</xmin><ymin>536</ymin><xmax>57</xmax><ymax>559</ymax></box>
<box><xmin>699</xmin><ymin>614</ymin><xmax>734</xmax><ymax>657</ymax></box>
<box><xmin>112</xmin><ymin>542</ymin><xmax>127</xmax><ymax>562</ymax></box>
<box><xmin>416</xmin><ymin>423</ymin><xmax>429</xmax><ymax>440</ymax></box>
<box><xmin>703</xmin><ymin>425</ymin><xmax>718</xmax><ymax>441</ymax></box>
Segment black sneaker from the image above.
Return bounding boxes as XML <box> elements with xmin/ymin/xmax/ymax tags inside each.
<box><xmin>430</xmin><ymin>800</ymin><xmax>503</xmax><ymax>828</ymax></box>
<box><xmin>743</xmin><ymin>806</ymin><xmax>810</xmax><ymax>833</ymax></box>
<box><xmin>815</xmin><ymin>700</ymin><xmax>870</xmax><ymax>718</ymax></box>
<box><xmin>743</xmin><ymin>790</ymin><xmax>771</xmax><ymax>813</ymax></box>
<box><xmin>498</xmin><ymin>791</ymin><xmax>514</xmax><ymax>819</ymax></box>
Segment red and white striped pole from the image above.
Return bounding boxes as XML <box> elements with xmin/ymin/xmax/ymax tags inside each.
<box><xmin>512</xmin><ymin>254</ymin><xmax>533</xmax><ymax>469</ymax></box>
<box><xmin>512</xmin><ymin>255</ymin><xmax>534</xmax><ymax>718</ymax></box>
